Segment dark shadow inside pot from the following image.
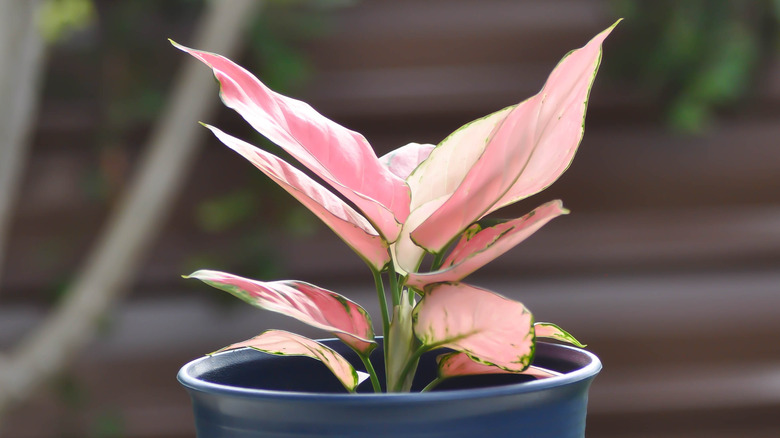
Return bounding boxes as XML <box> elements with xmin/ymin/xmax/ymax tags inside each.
<box><xmin>189</xmin><ymin>339</ymin><xmax>595</xmax><ymax>394</ymax></box>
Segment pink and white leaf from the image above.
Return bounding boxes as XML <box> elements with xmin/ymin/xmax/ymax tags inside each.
<box><xmin>204</xmin><ymin>125</ymin><xmax>389</xmax><ymax>271</ymax></box>
<box><xmin>390</xmin><ymin>195</ymin><xmax>448</xmax><ymax>275</ymax></box>
<box><xmin>214</xmin><ymin>330</ymin><xmax>367</xmax><ymax>392</ymax></box>
<box><xmin>174</xmin><ymin>42</ymin><xmax>409</xmax><ymax>240</ymax></box>
<box><xmin>535</xmin><ymin>322</ymin><xmax>586</xmax><ymax>348</ymax></box>
<box><xmin>379</xmin><ymin>142</ymin><xmax>435</xmax><ymax>180</ymax></box>
<box><xmin>410</xmin><ymin>23</ymin><xmax>617</xmax><ymax>253</ymax></box>
<box><xmin>187</xmin><ymin>270</ymin><xmax>376</xmax><ymax>355</ymax></box>
<box><xmin>405</xmin><ymin>106</ymin><xmax>513</xmax><ymax>213</ymax></box>
<box><xmin>436</xmin><ymin>352</ymin><xmax>561</xmax><ymax>379</ymax></box>
<box><xmin>487</xmin><ymin>22</ymin><xmax>619</xmax><ymax>213</ymax></box>
<box><xmin>406</xmin><ymin>200</ymin><xmax>568</xmax><ymax>288</ymax></box>
<box><xmin>412</xmin><ymin>283</ymin><xmax>534</xmax><ymax>372</ymax></box>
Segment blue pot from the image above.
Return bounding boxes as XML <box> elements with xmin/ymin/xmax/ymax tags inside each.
<box><xmin>178</xmin><ymin>340</ymin><xmax>601</xmax><ymax>437</ymax></box>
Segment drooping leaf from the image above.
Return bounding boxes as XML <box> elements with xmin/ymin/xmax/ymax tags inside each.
<box><xmin>214</xmin><ymin>330</ymin><xmax>368</xmax><ymax>392</ymax></box>
<box><xmin>187</xmin><ymin>270</ymin><xmax>376</xmax><ymax>355</ymax></box>
<box><xmin>410</xmin><ymin>22</ymin><xmax>619</xmax><ymax>254</ymax></box>
<box><xmin>204</xmin><ymin>125</ymin><xmax>389</xmax><ymax>271</ymax></box>
<box><xmin>535</xmin><ymin>322</ymin><xmax>586</xmax><ymax>348</ymax></box>
<box><xmin>412</xmin><ymin>283</ymin><xmax>534</xmax><ymax>372</ymax></box>
<box><xmin>379</xmin><ymin>142</ymin><xmax>435</xmax><ymax>180</ymax></box>
<box><xmin>406</xmin><ymin>200</ymin><xmax>568</xmax><ymax>288</ymax></box>
<box><xmin>436</xmin><ymin>351</ymin><xmax>561</xmax><ymax>379</ymax></box>
<box><xmin>173</xmin><ymin>42</ymin><xmax>409</xmax><ymax>241</ymax></box>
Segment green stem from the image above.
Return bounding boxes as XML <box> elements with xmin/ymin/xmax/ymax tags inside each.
<box><xmin>393</xmin><ymin>344</ymin><xmax>429</xmax><ymax>392</ymax></box>
<box><xmin>372</xmin><ymin>269</ymin><xmax>390</xmax><ymax>340</ymax></box>
<box><xmin>388</xmin><ymin>270</ymin><xmax>400</xmax><ymax>307</ymax></box>
<box><xmin>358</xmin><ymin>353</ymin><xmax>382</xmax><ymax>393</ymax></box>
<box><xmin>430</xmin><ymin>251</ymin><xmax>446</xmax><ymax>271</ymax></box>
<box><xmin>421</xmin><ymin>377</ymin><xmax>444</xmax><ymax>393</ymax></box>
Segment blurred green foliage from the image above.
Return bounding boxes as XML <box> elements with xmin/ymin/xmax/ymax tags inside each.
<box><xmin>611</xmin><ymin>0</ymin><xmax>779</xmax><ymax>133</ymax></box>
<box><xmin>38</xmin><ymin>0</ymin><xmax>95</xmax><ymax>43</ymax></box>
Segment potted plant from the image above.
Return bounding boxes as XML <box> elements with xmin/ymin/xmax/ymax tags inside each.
<box><xmin>176</xmin><ymin>21</ymin><xmax>619</xmax><ymax>438</ymax></box>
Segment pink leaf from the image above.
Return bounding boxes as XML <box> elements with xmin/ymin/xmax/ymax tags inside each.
<box><xmin>379</xmin><ymin>142</ymin><xmax>435</xmax><ymax>180</ymax></box>
<box><xmin>535</xmin><ymin>322</ymin><xmax>586</xmax><ymax>348</ymax></box>
<box><xmin>173</xmin><ymin>42</ymin><xmax>409</xmax><ymax>240</ymax></box>
<box><xmin>214</xmin><ymin>330</ymin><xmax>367</xmax><ymax>392</ymax></box>
<box><xmin>204</xmin><ymin>125</ymin><xmax>389</xmax><ymax>271</ymax></box>
<box><xmin>410</xmin><ymin>22</ymin><xmax>618</xmax><ymax>253</ymax></box>
<box><xmin>405</xmin><ymin>106</ymin><xmax>514</xmax><ymax>214</ymax></box>
<box><xmin>187</xmin><ymin>270</ymin><xmax>376</xmax><ymax>355</ymax></box>
<box><xmin>412</xmin><ymin>283</ymin><xmax>534</xmax><ymax>372</ymax></box>
<box><xmin>406</xmin><ymin>200</ymin><xmax>568</xmax><ymax>288</ymax></box>
<box><xmin>487</xmin><ymin>22</ymin><xmax>620</xmax><ymax>213</ymax></box>
<box><xmin>436</xmin><ymin>352</ymin><xmax>561</xmax><ymax>379</ymax></box>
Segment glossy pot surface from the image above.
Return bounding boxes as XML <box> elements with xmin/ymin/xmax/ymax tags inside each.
<box><xmin>178</xmin><ymin>340</ymin><xmax>601</xmax><ymax>438</ymax></box>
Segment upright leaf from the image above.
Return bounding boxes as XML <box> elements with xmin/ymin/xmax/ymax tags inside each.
<box><xmin>187</xmin><ymin>270</ymin><xmax>376</xmax><ymax>354</ymax></box>
<box><xmin>204</xmin><ymin>125</ymin><xmax>389</xmax><ymax>271</ymax></box>
<box><xmin>379</xmin><ymin>142</ymin><xmax>435</xmax><ymax>180</ymax></box>
<box><xmin>410</xmin><ymin>22</ymin><xmax>619</xmax><ymax>253</ymax></box>
<box><xmin>406</xmin><ymin>201</ymin><xmax>567</xmax><ymax>288</ymax></box>
<box><xmin>174</xmin><ymin>42</ymin><xmax>409</xmax><ymax>240</ymax></box>
<box><xmin>214</xmin><ymin>330</ymin><xmax>367</xmax><ymax>392</ymax></box>
<box><xmin>413</xmin><ymin>283</ymin><xmax>534</xmax><ymax>372</ymax></box>
<box><xmin>486</xmin><ymin>21</ymin><xmax>620</xmax><ymax>213</ymax></box>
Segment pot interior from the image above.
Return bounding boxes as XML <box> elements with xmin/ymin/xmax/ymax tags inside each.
<box><xmin>188</xmin><ymin>340</ymin><xmax>596</xmax><ymax>394</ymax></box>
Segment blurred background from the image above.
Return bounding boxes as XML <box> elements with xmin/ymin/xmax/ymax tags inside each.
<box><xmin>1</xmin><ymin>0</ymin><xmax>779</xmax><ymax>437</ymax></box>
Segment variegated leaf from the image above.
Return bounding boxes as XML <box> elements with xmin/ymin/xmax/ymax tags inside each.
<box><xmin>204</xmin><ymin>124</ymin><xmax>389</xmax><ymax>271</ymax></box>
<box><xmin>412</xmin><ymin>282</ymin><xmax>534</xmax><ymax>372</ymax></box>
<box><xmin>410</xmin><ymin>22</ymin><xmax>619</xmax><ymax>253</ymax></box>
<box><xmin>436</xmin><ymin>351</ymin><xmax>561</xmax><ymax>379</ymax></box>
<box><xmin>187</xmin><ymin>270</ymin><xmax>376</xmax><ymax>354</ymax></box>
<box><xmin>535</xmin><ymin>322</ymin><xmax>586</xmax><ymax>348</ymax></box>
<box><xmin>214</xmin><ymin>330</ymin><xmax>368</xmax><ymax>392</ymax></box>
<box><xmin>174</xmin><ymin>42</ymin><xmax>409</xmax><ymax>241</ymax></box>
<box><xmin>406</xmin><ymin>200</ymin><xmax>567</xmax><ymax>288</ymax></box>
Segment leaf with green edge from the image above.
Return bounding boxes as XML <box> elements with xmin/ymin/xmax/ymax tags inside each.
<box><xmin>173</xmin><ymin>41</ymin><xmax>409</xmax><ymax>241</ymax></box>
<box><xmin>409</xmin><ymin>22</ymin><xmax>619</xmax><ymax>254</ymax></box>
<box><xmin>405</xmin><ymin>106</ymin><xmax>514</xmax><ymax>214</ymax></box>
<box><xmin>379</xmin><ymin>142</ymin><xmax>435</xmax><ymax>180</ymax></box>
<box><xmin>204</xmin><ymin>124</ymin><xmax>390</xmax><ymax>271</ymax></box>
<box><xmin>436</xmin><ymin>351</ymin><xmax>561</xmax><ymax>379</ymax></box>
<box><xmin>412</xmin><ymin>282</ymin><xmax>534</xmax><ymax>372</ymax></box>
<box><xmin>535</xmin><ymin>322</ymin><xmax>586</xmax><ymax>348</ymax></box>
<box><xmin>213</xmin><ymin>330</ymin><xmax>368</xmax><ymax>392</ymax></box>
<box><xmin>485</xmin><ymin>21</ymin><xmax>621</xmax><ymax>214</ymax></box>
<box><xmin>187</xmin><ymin>270</ymin><xmax>376</xmax><ymax>355</ymax></box>
<box><xmin>406</xmin><ymin>200</ymin><xmax>568</xmax><ymax>288</ymax></box>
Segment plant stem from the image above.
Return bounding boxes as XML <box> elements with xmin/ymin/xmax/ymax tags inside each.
<box><xmin>393</xmin><ymin>344</ymin><xmax>429</xmax><ymax>392</ymax></box>
<box><xmin>430</xmin><ymin>251</ymin><xmax>446</xmax><ymax>271</ymax></box>
<box><xmin>371</xmin><ymin>269</ymin><xmax>390</xmax><ymax>340</ymax></box>
<box><xmin>421</xmin><ymin>378</ymin><xmax>444</xmax><ymax>393</ymax></box>
<box><xmin>388</xmin><ymin>270</ymin><xmax>400</xmax><ymax>307</ymax></box>
<box><xmin>359</xmin><ymin>353</ymin><xmax>382</xmax><ymax>393</ymax></box>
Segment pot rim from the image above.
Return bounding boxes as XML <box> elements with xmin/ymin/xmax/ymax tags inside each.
<box><xmin>177</xmin><ymin>341</ymin><xmax>602</xmax><ymax>404</ymax></box>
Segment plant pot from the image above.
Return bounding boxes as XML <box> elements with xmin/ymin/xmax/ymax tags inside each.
<box><xmin>178</xmin><ymin>339</ymin><xmax>601</xmax><ymax>438</ymax></box>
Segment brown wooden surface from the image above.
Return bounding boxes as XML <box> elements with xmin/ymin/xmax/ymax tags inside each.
<box><xmin>2</xmin><ymin>0</ymin><xmax>780</xmax><ymax>436</ymax></box>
